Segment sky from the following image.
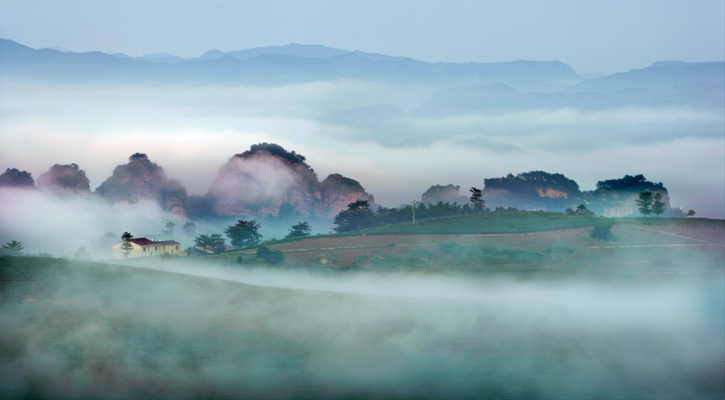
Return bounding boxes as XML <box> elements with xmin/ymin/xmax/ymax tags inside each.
<box><xmin>0</xmin><ymin>0</ymin><xmax>723</xmax><ymax>75</ymax></box>
<box><xmin>0</xmin><ymin>0</ymin><xmax>724</xmax><ymax>220</ymax></box>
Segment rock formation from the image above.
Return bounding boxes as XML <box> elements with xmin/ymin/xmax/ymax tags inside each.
<box><xmin>584</xmin><ymin>174</ymin><xmax>670</xmax><ymax>217</ymax></box>
<box><xmin>483</xmin><ymin>171</ymin><xmax>581</xmax><ymax>211</ymax></box>
<box><xmin>421</xmin><ymin>184</ymin><xmax>467</xmax><ymax>205</ymax></box>
<box><xmin>206</xmin><ymin>143</ymin><xmax>373</xmax><ymax>219</ymax></box>
<box><xmin>320</xmin><ymin>174</ymin><xmax>374</xmax><ymax>218</ymax></box>
<box><xmin>95</xmin><ymin>153</ymin><xmax>188</xmax><ymax>218</ymax></box>
<box><xmin>36</xmin><ymin>163</ymin><xmax>91</xmax><ymax>196</ymax></box>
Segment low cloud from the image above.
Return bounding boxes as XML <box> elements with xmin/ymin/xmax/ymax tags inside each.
<box><xmin>1</xmin><ymin>81</ymin><xmax>723</xmax><ymax>216</ymax></box>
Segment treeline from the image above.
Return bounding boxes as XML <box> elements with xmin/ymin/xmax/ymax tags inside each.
<box><xmin>333</xmin><ymin>199</ymin><xmax>493</xmax><ymax>232</ymax></box>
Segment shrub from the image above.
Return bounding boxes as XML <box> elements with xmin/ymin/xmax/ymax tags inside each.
<box><xmin>256</xmin><ymin>245</ymin><xmax>285</xmax><ymax>265</ymax></box>
<box><xmin>590</xmin><ymin>223</ymin><xmax>613</xmax><ymax>240</ymax></box>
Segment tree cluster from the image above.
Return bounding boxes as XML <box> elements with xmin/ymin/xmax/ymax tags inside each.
<box><xmin>334</xmin><ymin>194</ymin><xmax>487</xmax><ymax>233</ymax></box>
<box><xmin>565</xmin><ymin>204</ymin><xmax>594</xmax><ymax>216</ymax></box>
<box><xmin>635</xmin><ymin>191</ymin><xmax>666</xmax><ymax>217</ymax></box>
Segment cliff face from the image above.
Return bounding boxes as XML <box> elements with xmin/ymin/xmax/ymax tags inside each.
<box><xmin>206</xmin><ymin>144</ymin><xmax>373</xmax><ymax>219</ymax></box>
<box><xmin>483</xmin><ymin>171</ymin><xmax>581</xmax><ymax>211</ymax></box>
<box><xmin>36</xmin><ymin>163</ymin><xmax>91</xmax><ymax>196</ymax></box>
<box><xmin>320</xmin><ymin>174</ymin><xmax>374</xmax><ymax>218</ymax></box>
<box><xmin>206</xmin><ymin>144</ymin><xmax>321</xmax><ymax>217</ymax></box>
<box><xmin>95</xmin><ymin>153</ymin><xmax>188</xmax><ymax>218</ymax></box>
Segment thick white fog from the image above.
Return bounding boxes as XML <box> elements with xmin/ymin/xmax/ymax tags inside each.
<box><xmin>1</xmin><ymin>258</ymin><xmax>723</xmax><ymax>399</ymax></box>
<box><xmin>1</xmin><ymin>81</ymin><xmax>723</xmax><ymax>217</ymax></box>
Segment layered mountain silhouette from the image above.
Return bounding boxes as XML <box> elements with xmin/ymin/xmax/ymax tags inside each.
<box><xmin>0</xmin><ymin>39</ymin><xmax>580</xmax><ymax>91</ymax></box>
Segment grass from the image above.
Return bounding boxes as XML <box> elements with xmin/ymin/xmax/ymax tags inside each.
<box><xmin>362</xmin><ymin>211</ymin><xmax>604</xmax><ymax>235</ymax></box>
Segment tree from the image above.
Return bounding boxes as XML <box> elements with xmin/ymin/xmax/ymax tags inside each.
<box><xmin>162</xmin><ymin>222</ymin><xmax>176</xmax><ymax>236</ymax></box>
<box><xmin>590</xmin><ymin>223</ymin><xmax>613</xmax><ymax>241</ymax></box>
<box><xmin>256</xmin><ymin>245</ymin><xmax>285</xmax><ymax>265</ymax></box>
<box><xmin>225</xmin><ymin>220</ymin><xmax>262</xmax><ymax>248</ymax></box>
<box><xmin>566</xmin><ymin>204</ymin><xmax>594</xmax><ymax>216</ymax></box>
<box><xmin>333</xmin><ymin>200</ymin><xmax>377</xmax><ymax>232</ymax></box>
<box><xmin>182</xmin><ymin>222</ymin><xmax>197</xmax><ymax>236</ymax></box>
<box><xmin>194</xmin><ymin>233</ymin><xmax>226</xmax><ymax>252</ymax></box>
<box><xmin>686</xmin><ymin>209</ymin><xmax>696</xmax><ymax>218</ymax></box>
<box><xmin>74</xmin><ymin>247</ymin><xmax>91</xmax><ymax>261</ymax></box>
<box><xmin>652</xmin><ymin>193</ymin><xmax>666</xmax><ymax>217</ymax></box>
<box><xmin>469</xmin><ymin>187</ymin><xmax>485</xmax><ymax>212</ymax></box>
<box><xmin>286</xmin><ymin>221</ymin><xmax>312</xmax><ymax>239</ymax></box>
<box><xmin>1</xmin><ymin>240</ymin><xmax>25</xmax><ymax>256</ymax></box>
<box><xmin>635</xmin><ymin>191</ymin><xmax>653</xmax><ymax>217</ymax></box>
<box><xmin>120</xmin><ymin>232</ymin><xmax>134</xmax><ymax>258</ymax></box>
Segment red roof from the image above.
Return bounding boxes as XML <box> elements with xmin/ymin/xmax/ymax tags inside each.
<box><xmin>128</xmin><ymin>238</ymin><xmax>180</xmax><ymax>246</ymax></box>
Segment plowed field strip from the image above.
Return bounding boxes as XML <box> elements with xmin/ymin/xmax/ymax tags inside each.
<box><xmin>632</xmin><ymin>225</ymin><xmax>725</xmax><ymax>247</ymax></box>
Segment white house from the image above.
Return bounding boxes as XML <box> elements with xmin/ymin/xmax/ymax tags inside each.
<box><xmin>112</xmin><ymin>238</ymin><xmax>181</xmax><ymax>259</ymax></box>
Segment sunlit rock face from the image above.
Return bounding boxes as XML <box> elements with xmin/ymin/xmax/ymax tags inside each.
<box><xmin>36</xmin><ymin>163</ymin><xmax>91</xmax><ymax>197</ymax></box>
<box><xmin>483</xmin><ymin>171</ymin><xmax>582</xmax><ymax>211</ymax></box>
<box><xmin>95</xmin><ymin>153</ymin><xmax>188</xmax><ymax>218</ymax></box>
<box><xmin>206</xmin><ymin>143</ymin><xmax>322</xmax><ymax>218</ymax></box>
<box><xmin>320</xmin><ymin>174</ymin><xmax>374</xmax><ymax>218</ymax></box>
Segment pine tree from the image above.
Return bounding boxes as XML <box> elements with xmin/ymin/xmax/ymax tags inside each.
<box><xmin>652</xmin><ymin>193</ymin><xmax>666</xmax><ymax>217</ymax></box>
<box><xmin>120</xmin><ymin>232</ymin><xmax>134</xmax><ymax>258</ymax></box>
<box><xmin>635</xmin><ymin>191</ymin><xmax>654</xmax><ymax>217</ymax></box>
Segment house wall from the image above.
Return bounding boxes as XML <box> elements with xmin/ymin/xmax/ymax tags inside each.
<box><xmin>112</xmin><ymin>242</ymin><xmax>181</xmax><ymax>259</ymax></box>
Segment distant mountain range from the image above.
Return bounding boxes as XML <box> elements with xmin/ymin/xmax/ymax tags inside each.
<box><xmin>2</xmin><ymin>38</ymin><xmax>722</xmax><ymax>111</ymax></box>
<box><xmin>0</xmin><ymin>39</ymin><xmax>581</xmax><ymax>91</ymax></box>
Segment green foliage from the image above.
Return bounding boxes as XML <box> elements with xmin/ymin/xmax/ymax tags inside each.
<box><xmin>241</xmin><ymin>143</ymin><xmax>308</xmax><ymax>166</ymax></box>
<box><xmin>1</xmin><ymin>240</ymin><xmax>25</xmax><ymax>256</ymax></box>
<box><xmin>469</xmin><ymin>187</ymin><xmax>485</xmax><ymax>212</ymax></box>
<box><xmin>286</xmin><ymin>221</ymin><xmax>312</xmax><ymax>239</ymax></box>
<box><xmin>183</xmin><ymin>222</ymin><xmax>196</xmax><ymax>236</ymax></box>
<box><xmin>235</xmin><ymin>256</ymin><xmax>244</xmax><ymax>265</ymax></box>
<box><xmin>225</xmin><ymin>220</ymin><xmax>262</xmax><ymax>248</ymax></box>
<box><xmin>596</xmin><ymin>174</ymin><xmax>665</xmax><ymax>192</ymax></box>
<box><xmin>194</xmin><ymin>234</ymin><xmax>226</xmax><ymax>252</ymax></box>
<box><xmin>686</xmin><ymin>209</ymin><xmax>696</xmax><ymax>218</ymax></box>
<box><xmin>120</xmin><ymin>232</ymin><xmax>133</xmax><ymax>258</ymax></box>
<box><xmin>635</xmin><ymin>191</ymin><xmax>654</xmax><ymax>217</ymax></box>
<box><xmin>333</xmin><ymin>200</ymin><xmax>377</xmax><ymax>232</ymax></box>
<box><xmin>590</xmin><ymin>223</ymin><xmax>613</xmax><ymax>241</ymax></box>
<box><xmin>565</xmin><ymin>204</ymin><xmax>594</xmax><ymax>216</ymax></box>
<box><xmin>162</xmin><ymin>222</ymin><xmax>176</xmax><ymax>236</ymax></box>
<box><xmin>652</xmin><ymin>193</ymin><xmax>666</xmax><ymax>217</ymax></box>
<box><xmin>256</xmin><ymin>245</ymin><xmax>285</xmax><ymax>265</ymax></box>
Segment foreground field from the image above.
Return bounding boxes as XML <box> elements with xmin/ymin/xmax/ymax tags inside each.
<box><xmin>1</xmin><ymin>253</ymin><xmax>723</xmax><ymax>399</ymax></box>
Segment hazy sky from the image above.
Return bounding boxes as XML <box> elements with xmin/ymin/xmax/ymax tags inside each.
<box><xmin>1</xmin><ymin>0</ymin><xmax>724</xmax><ymax>220</ymax></box>
<box><xmin>1</xmin><ymin>0</ymin><xmax>723</xmax><ymax>75</ymax></box>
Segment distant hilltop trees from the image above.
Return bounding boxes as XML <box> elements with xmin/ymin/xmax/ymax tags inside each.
<box><xmin>425</xmin><ymin>173</ymin><xmax>672</xmax><ymax>218</ymax></box>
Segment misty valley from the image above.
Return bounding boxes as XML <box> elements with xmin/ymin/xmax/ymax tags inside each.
<box><xmin>1</xmin><ymin>38</ymin><xmax>724</xmax><ymax>399</ymax></box>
